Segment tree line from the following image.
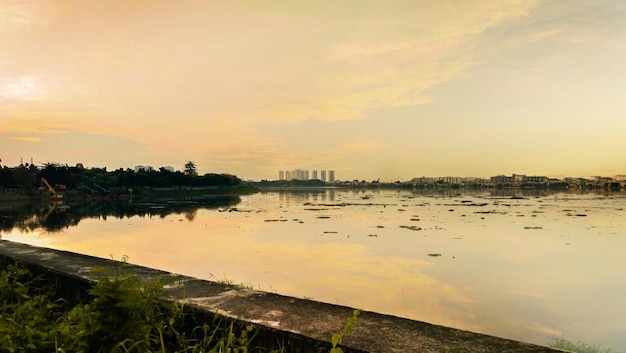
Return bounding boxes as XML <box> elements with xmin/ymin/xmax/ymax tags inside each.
<box><xmin>0</xmin><ymin>162</ymin><xmax>241</xmax><ymax>191</ymax></box>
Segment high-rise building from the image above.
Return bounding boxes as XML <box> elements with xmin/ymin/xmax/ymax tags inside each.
<box><xmin>312</xmin><ymin>170</ymin><xmax>318</xmax><ymax>180</ymax></box>
<box><xmin>320</xmin><ymin>170</ymin><xmax>327</xmax><ymax>182</ymax></box>
<box><xmin>294</xmin><ymin>169</ymin><xmax>307</xmax><ymax>180</ymax></box>
<box><xmin>328</xmin><ymin>170</ymin><xmax>335</xmax><ymax>182</ymax></box>
<box><xmin>279</xmin><ymin>170</ymin><xmax>285</xmax><ymax>180</ymax></box>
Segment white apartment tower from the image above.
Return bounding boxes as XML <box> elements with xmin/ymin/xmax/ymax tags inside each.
<box><xmin>328</xmin><ymin>170</ymin><xmax>335</xmax><ymax>182</ymax></box>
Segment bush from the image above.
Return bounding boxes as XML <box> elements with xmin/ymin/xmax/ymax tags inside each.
<box><xmin>0</xmin><ymin>261</ymin><xmax>279</xmax><ymax>353</ymax></box>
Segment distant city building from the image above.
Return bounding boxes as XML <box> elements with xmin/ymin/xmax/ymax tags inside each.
<box><xmin>277</xmin><ymin>168</ymin><xmax>334</xmax><ymax>181</ymax></box>
<box><xmin>490</xmin><ymin>174</ymin><xmax>547</xmax><ymax>185</ymax></box>
<box><xmin>294</xmin><ymin>169</ymin><xmax>307</xmax><ymax>180</ymax></box>
<box><xmin>411</xmin><ymin>177</ymin><xmax>436</xmax><ymax>184</ymax></box>
<box><xmin>134</xmin><ymin>165</ymin><xmax>154</xmax><ymax>172</ymax></box>
<box><xmin>441</xmin><ymin>176</ymin><xmax>463</xmax><ymax>184</ymax></box>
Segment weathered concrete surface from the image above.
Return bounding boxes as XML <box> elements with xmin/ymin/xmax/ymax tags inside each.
<box><xmin>0</xmin><ymin>240</ymin><xmax>566</xmax><ymax>353</ymax></box>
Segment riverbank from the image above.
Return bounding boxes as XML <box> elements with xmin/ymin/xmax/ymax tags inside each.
<box><xmin>0</xmin><ymin>240</ymin><xmax>565</xmax><ymax>353</ymax></box>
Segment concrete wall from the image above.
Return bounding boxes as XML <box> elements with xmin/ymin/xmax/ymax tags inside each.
<box><xmin>0</xmin><ymin>240</ymin><xmax>565</xmax><ymax>353</ymax></box>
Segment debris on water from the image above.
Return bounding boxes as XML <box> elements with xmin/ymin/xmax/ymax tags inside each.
<box><xmin>376</xmin><ymin>225</ymin><xmax>385</xmax><ymax>228</ymax></box>
<box><xmin>524</xmin><ymin>226</ymin><xmax>543</xmax><ymax>229</ymax></box>
<box><xmin>427</xmin><ymin>253</ymin><xmax>442</xmax><ymax>257</ymax></box>
<box><xmin>323</xmin><ymin>231</ymin><xmax>337</xmax><ymax>234</ymax></box>
<box><xmin>474</xmin><ymin>210</ymin><xmax>508</xmax><ymax>215</ymax></box>
<box><xmin>367</xmin><ymin>234</ymin><xmax>378</xmax><ymax>237</ymax></box>
<box><xmin>400</xmin><ymin>225</ymin><xmax>422</xmax><ymax>231</ymax></box>
<box><xmin>448</xmin><ymin>209</ymin><xmax>454</xmax><ymax>212</ymax></box>
<box><xmin>264</xmin><ymin>219</ymin><xmax>287</xmax><ymax>222</ymax></box>
<box><xmin>317</xmin><ymin>215</ymin><xmax>331</xmax><ymax>219</ymax></box>
<box><xmin>410</xmin><ymin>218</ymin><xmax>420</xmax><ymax>221</ymax></box>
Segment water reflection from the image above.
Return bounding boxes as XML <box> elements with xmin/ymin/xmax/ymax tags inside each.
<box><xmin>0</xmin><ymin>195</ymin><xmax>241</xmax><ymax>235</ymax></box>
<box><xmin>1</xmin><ymin>188</ymin><xmax>625</xmax><ymax>350</ymax></box>
<box><xmin>274</xmin><ymin>188</ymin><xmax>337</xmax><ymax>202</ymax></box>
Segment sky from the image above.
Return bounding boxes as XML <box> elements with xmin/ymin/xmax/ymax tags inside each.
<box><xmin>2</xmin><ymin>0</ymin><xmax>626</xmax><ymax>181</ymax></box>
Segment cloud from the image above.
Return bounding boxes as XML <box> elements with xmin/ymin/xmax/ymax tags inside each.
<box><xmin>1</xmin><ymin>1</ymin><xmax>542</xmax><ymax>128</ymax></box>
<box><xmin>8</xmin><ymin>136</ymin><xmax>42</xmax><ymax>143</ymax></box>
<box><xmin>0</xmin><ymin>76</ymin><xmax>44</xmax><ymax>101</ymax></box>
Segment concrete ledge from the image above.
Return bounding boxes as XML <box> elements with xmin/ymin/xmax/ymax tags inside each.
<box><xmin>0</xmin><ymin>240</ymin><xmax>564</xmax><ymax>353</ymax></box>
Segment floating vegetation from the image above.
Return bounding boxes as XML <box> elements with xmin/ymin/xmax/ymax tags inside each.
<box><xmin>441</xmin><ymin>202</ymin><xmax>488</xmax><ymax>207</ymax></box>
<box><xmin>323</xmin><ymin>231</ymin><xmax>338</xmax><ymax>234</ymax></box>
<box><xmin>410</xmin><ymin>218</ymin><xmax>420</xmax><ymax>221</ymax></box>
<box><xmin>400</xmin><ymin>225</ymin><xmax>422</xmax><ymax>231</ymax></box>
<box><xmin>317</xmin><ymin>215</ymin><xmax>331</xmax><ymax>219</ymax></box>
<box><xmin>474</xmin><ymin>210</ymin><xmax>508</xmax><ymax>215</ymax></box>
<box><xmin>427</xmin><ymin>253</ymin><xmax>442</xmax><ymax>257</ymax></box>
<box><xmin>524</xmin><ymin>226</ymin><xmax>543</xmax><ymax>229</ymax></box>
<box><xmin>264</xmin><ymin>219</ymin><xmax>287</xmax><ymax>222</ymax></box>
<box><xmin>367</xmin><ymin>234</ymin><xmax>378</xmax><ymax>237</ymax></box>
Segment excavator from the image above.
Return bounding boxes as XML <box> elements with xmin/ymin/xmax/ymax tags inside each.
<box><xmin>40</xmin><ymin>177</ymin><xmax>64</xmax><ymax>201</ymax></box>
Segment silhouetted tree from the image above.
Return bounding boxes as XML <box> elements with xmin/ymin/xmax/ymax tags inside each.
<box><xmin>184</xmin><ymin>161</ymin><xmax>197</xmax><ymax>176</ymax></box>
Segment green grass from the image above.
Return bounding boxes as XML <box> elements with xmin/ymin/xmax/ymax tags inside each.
<box><xmin>1</xmin><ymin>260</ymin><xmax>365</xmax><ymax>353</ymax></box>
<box><xmin>549</xmin><ymin>336</ymin><xmax>612</xmax><ymax>353</ymax></box>
<box><xmin>0</xmin><ymin>260</ymin><xmax>282</xmax><ymax>353</ymax></box>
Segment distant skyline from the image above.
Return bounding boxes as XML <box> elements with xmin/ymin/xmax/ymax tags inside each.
<box><xmin>2</xmin><ymin>1</ymin><xmax>626</xmax><ymax>181</ymax></box>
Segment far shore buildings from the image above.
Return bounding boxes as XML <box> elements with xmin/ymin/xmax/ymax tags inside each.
<box><xmin>134</xmin><ymin>165</ymin><xmax>175</xmax><ymax>173</ymax></box>
<box><xmin>490</xmin><ymin>174</ymin><xmax>547</xmax><ymax>185</ymax></box>
<box><xmin>279</xmin><ymin>169</ymin><xmax>335</xmax><ymax>182</ymax></box>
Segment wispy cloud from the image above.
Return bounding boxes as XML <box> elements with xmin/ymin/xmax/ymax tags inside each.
<box><xmin>8</xmin><ymin>136</ymin><xmax>42</xmax><ymax>143</ymax></box>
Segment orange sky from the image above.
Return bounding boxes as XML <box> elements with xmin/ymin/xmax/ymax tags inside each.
<box><xmin>2</xmin><ymin>1</ymin><xmax>626</xmax><ymax>181</ymax></box>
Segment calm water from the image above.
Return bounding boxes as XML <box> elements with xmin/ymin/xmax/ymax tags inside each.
<box><xmin>2</xmin><ymin>188</ymin><xmax>626</xmax><ymax>350</ymax></box>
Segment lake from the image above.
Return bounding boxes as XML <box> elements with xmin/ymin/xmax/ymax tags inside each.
<box><xmin>2</xmin><ymin>188</ymin><xmax>625</xmax><ymax>351</ymax></box>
